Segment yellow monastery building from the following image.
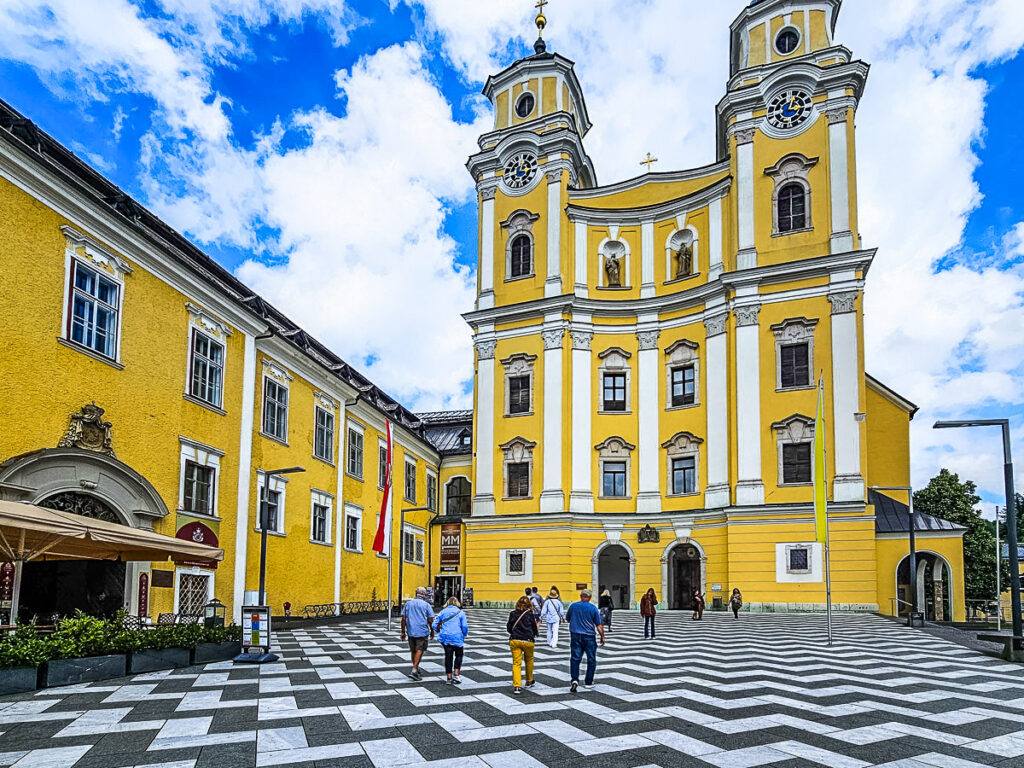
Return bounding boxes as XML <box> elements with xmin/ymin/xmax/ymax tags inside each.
<box><xmin>0</xmin><ymin>0</ymin><xmax>966</xmax><ymax>624</ymax></box>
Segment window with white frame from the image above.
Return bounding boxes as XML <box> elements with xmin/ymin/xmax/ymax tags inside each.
<box><xmin>378</xmin><ymin>441</ymin><xmax>389</xmax><ymax>488</ymax></box>
<box><xmin>501</xmin><ymin>437</ymin><xmax>535</xmax><ymax>499</ymax></box>
<box><xmin>262</xmin><ymin>379</ymin><xmax>288</xmax><ymax>442</ymax></box>
<box><xmin>507</xmin><ymin>551</ymin><xmax>525</xmax><ymax>575</ymax></box>
<box><xmin>595</xmin><ymin>436</ymin><xmax>634</xmax><ymax>499</ymax></box>
<box><xmin>347</xmin><ymin>425</ymin><xmax>364</xmax><ymax>478</ymax></box>
<box><xmin>314</xmin><ymin>402</ymin><xmax>335</xmax><ymax>464</ymax></box>
<box><xmin>771</xmin><ymin>318</ymin><xmax>817</xmax><ymax>391</ymax></box>
<box><xmin>175</xmin><ymin>568</ymin><xmax>214</xmax><ymax>616</ymax></box>
<box><xmin>178</xmin><ymin>438</ymin><xmax>223</xmax><ymax>518</ymax></box>
<box><xmin>256</xmin><ymin>471</ymin><xmax>288</xmax><ymax>534</ymax></box>
<box><xmin>446</xmin><ymin>476</ymin><xmax>471</xmax><ymax>517</ymax></box>
<box><xmin>598</xmin><ymin>348</ymin><xmax>632</xmax><ymax>413</ymax></box>
<box><xmin>500</xmin><ymin>210</ymin><xmax>540</xmax><ymax>281</ymax></box>
<box><xmin>665</xmin><ymin>339</ymin><xmax>700</xmax><ymax>409</ymax></box>
<box><xmin>765</xmin><ymin>153</ymin><xmax>817</xmax><ymax>235</ymax></box>
<box><xmin>68</xmin><ymin>260</ymin><xmax>120</xmax><ymax>359</ymax></box>
<box><xmin>426</xmin><ymin>471</ymin><xmax>438</xmax><ymax>512</ymax></box>
<box><xmin>772</xmin><ymin>414</ymin><xmax>815</xmax><ymax>486</ymax></box>
<box><xmin>502</xmin><ymin>353</ymin><xmax>536</xmax><ymax>417</ymax></box>
<box><xmin>189</xmin><ymin>330</ymin><xmax>224</xmax><ymax>408</ymax></box>
<box><xmin>310</xmin><ymin>490</ymin><xmax>333</xmax><ymax>545</ymax></box>
<box><xmin>402</xmin><ymin>527</ymin><xmax>425</xmax><ymax>565</ymax></box>
<box><xmin>404</xmin><ymin>459</ymin><xmax>417</xmax><ymax>503</ymax></box>
<box><xmin>787</xmin><ymin>545</ymin><xmax>811</xmax><ymax>574</ymax></box>
<box><xmin>663</xmin><ymin>431</ymin><xmax>703</xmax><ymax>497</ymax></box>
<box><xmin>344</xmin><ymin>504</ymin><xmax>362</xmax><ymax>552</ymax></box>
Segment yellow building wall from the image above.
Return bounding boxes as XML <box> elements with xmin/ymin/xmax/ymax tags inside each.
<box><xmin>865</xmin><ymin>385</ymin><xmax>912</xmax><ymax>491</ymax></box>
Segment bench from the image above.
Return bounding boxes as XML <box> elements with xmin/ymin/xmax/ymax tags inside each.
<box><xmin>977</xmin><ymin>634</ymin><xmax>1024</xmax><ymax>662</ymax></box>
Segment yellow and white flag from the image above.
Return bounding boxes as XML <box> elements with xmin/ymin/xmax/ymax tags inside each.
<box><xmin>813</xmin><ymin>377</ymin><xmax>828</xmax><ymax>544</ymax></box>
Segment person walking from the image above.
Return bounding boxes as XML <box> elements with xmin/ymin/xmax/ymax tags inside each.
<box><xmin>691</xmin><ymin>586</ymin><xmax>705</xmax><ymax>621</ymax></box>
<box><xmin>729</xmin><ymin>588</ymin><xmax>743</xmax><ymax>619</ymax></box>
<box><xmin>399</xmin><ymin>587</ymin><xmax>435</xmax><ymax>681</ymax></box>
<box><xmin>507</xmin><ymin>595</ymin><xmax>539</xmax><ymax>694</ymax></box>
<box><xmin>530</xmin><ymin>587</ymin><xmax>544</xmax><ymax>617</ymax></box>
<box><xmin>640</xmin><ymin>588</ymin><xmax>658</xmax><ymax>639</ymax></box>
<box><xmin>566</xmin><ymin>588</ymin><xmax>605</xmax><ymax>692</ymax></box>
<box><xmin>598</xmin><ymin>589</ymin><xmax>614</xmax><ymax>634</ymax></box>
<box><xmin>540</xmin><ymin>587</ymin><xmax>566</xmax><ymax>648</ymax></box>
<box><xmin>432</xmin><ymin>597</ymin><xmax>468</xmax><ymax>685</ymax></box>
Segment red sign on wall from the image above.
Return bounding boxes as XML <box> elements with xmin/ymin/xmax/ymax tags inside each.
<box><xmin>176</xmin><ymin>522</ymin><xmax>219</xmax><ymax>569</ymax></box>
<box><xmin>137</xmin><ymin>572</ymin><xmax>149</xmax><ymax>617</ymax></box>
<box><xmin>0</xmin><ymin>563</ymin><xmax>14</xmax><ymax>601</ymax></box>
<box><xmin>440</xmin><ymin>524</ymin><xmax>461</xmax><ymax>571</ymax></box>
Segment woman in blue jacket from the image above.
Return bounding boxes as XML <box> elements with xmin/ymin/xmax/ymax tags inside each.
<box><xmin>432</xmin><ymin>597</ymin><xmax>469</xmax><ymax>684</ymax></box>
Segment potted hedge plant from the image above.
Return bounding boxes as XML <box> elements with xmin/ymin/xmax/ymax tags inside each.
<box><xmin>193</xmin><ymin>623</ymin><xmax>243</xmax><ymax>664</ymax></box>
<box><xmin>0</xmin><ymin>624</ymin><xmax>48</xmax><ymax>694</ymax></box>
<box><xmin>42</xmin><ymin>612</ymin><xmax>127</xmax><ymax>688</ymax></box>
<box><xmin>126</xmin><ymin>623</ymin><xmax>194</xmax><ymax>674</ymax></box>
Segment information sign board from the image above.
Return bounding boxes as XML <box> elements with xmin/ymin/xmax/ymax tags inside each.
<box><xmin>242</xmin><ymin>606</ymin><xmax>272</xmax><ymax>653</ymax></box>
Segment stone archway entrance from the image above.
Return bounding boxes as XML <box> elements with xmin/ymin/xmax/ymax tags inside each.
<box><xmin>896</xmin><ymin>552</ymin><xmax>953</xmax><ymax>622</ymax></box>
<box><xmin>597</xmin><ymin>544</ymin><xmax>631</xmax><ymax>609</ymax></box>
<box><xmin>667</xmin><ymin>543</ymin><xmax>703</xmax><ymax>611</ymax></box>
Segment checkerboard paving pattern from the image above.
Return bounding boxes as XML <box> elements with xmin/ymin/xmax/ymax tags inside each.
<box><xmin>2</xmin><ymin>610</ymin><xmax>1024</xmax><ymax>767</ymax></box>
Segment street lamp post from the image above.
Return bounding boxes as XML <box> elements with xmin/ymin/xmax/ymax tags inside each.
<box><xmin>397</xmin><ymin>507</ymin><xmax>431</xmax><ymax>608</ymax></box>
<box><xmin>997</xmin><ymin>506</ymin><xmax>1003</xmax><ymax>632</ymax></box>
<box><xmin>258</xmin><ymin>467</ymin><xmax>306</xmax><ymax>607</ymax></box>
<box><xmin>873</xmin><ymin>485</ymin><xmax>919</xmax><ymax>623</ymax></box>
<box><xmin>934</xmin><ymin>420</ymin><xmax>1021</xmax><ymax>649</ymax></box>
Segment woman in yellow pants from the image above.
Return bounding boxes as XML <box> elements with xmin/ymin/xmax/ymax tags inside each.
<box><xmin>506</xmin><ymin>595</ymin><xmax>539</xmax><ymax>694</ymax></box>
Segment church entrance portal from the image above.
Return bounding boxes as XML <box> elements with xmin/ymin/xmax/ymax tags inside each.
<box><xmin>597</xmin><ymin>544</ymin><xmax>630</xmax><ymax>609</ymax></box>
<box><xmin>669</xmin><ymin>544</ymin><xmax>702</xmax><ymax>611</ymax></box>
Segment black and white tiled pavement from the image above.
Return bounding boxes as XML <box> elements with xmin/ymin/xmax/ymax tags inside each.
<box><xmin>2</xmin><ymin>610</ymin><xmax>1024</xmax><ymax>768</ymax></box>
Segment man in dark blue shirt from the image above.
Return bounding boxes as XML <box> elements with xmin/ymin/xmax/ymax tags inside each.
<box><xmin>565</xmin><ymin>588</ymin><xmax>605</xmax><ymax>692</ymax></box>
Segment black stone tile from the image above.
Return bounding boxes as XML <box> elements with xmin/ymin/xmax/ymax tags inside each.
<box><xmin>196</xmin><ymin>742</ymin><xmax>257</xmax><ymax>768</ymax></box>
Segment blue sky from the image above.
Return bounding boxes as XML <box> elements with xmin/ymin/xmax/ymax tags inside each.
<box><xmin>0</xmin><ymin>0</ymin><xmax>1021</xmax><ymax>509</ymax></box>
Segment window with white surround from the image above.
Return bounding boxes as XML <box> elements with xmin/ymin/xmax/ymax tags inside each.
<box><xmin>426</xmin><ymin>471</ymin><xmax>437</xmax><ymax>512</ymax></box>
<box><xmin>664</xmin><ymin>340</ymin><xmax>700</xmax><ymax>409</ymax></box>
<box><xmin>402</xmin><ymin>526</ymin><xmax>425</xmax><ymax>565</ymax></box>
<box><xmin>595</xmin><ymin>437</ymin><xmax>634</xmax><ymax>499</ymax></box>
<box><xmin>500</xmin><ymin>548</ymin><xmax>533</xmax><ymax>583</ymax></box>
<box><xmin>501</xmin><ymin>437</ymin><xmax>535</xmax><ymax>500</ymax></box>
<box><xmin>256</xmin><ymin>471</ymin><xmax>288</xmax><ymax>534</ymax></box>
<box><xmin>404</xmin><ymin>458</ymin><xmax>417</xmax><ymax>503</ymax></box>
<box><xmin>310</xmin><ymin>490</ymin><xmax>333</xmax><ymax>545</ymax></box>
<box><xmin>344</xmin><ymin>504</ymin><xmax>362</xmax><ymax>552</ymax></box>
<box><xmin>378</xmin><ymin>441</ymin><xmax>389</xmax><ymax>489</ymax></box>
<box><xmin>765</xmin><ymin>153</ymin><xmax>817</xmax><ymax>236</ymax></box>
<box><xmin>775</xmin><ymin>542</ymin><xmax>823</xmax><ymax>583</ymax></box>
<box><xmin>772</xmin><ymin>414</ymin><xmax>815</xmax><ymax>486</ymax></box>
<box><xmin>446</xmin><ymin>476</ymin><xmax>471</xmax><ymax>517</ymax></box>
<box><xmin>61</xmin><ymin>228</ymin><xmax>131</xmax><ymax>365</ymax></box>
<box><xmin>347</xmin><ymin>424</ymin><xmax>364</xmax><ymax>479</ymax></box>
<box><xmin>500</xmin><ymin>210</ymin><xmax>539</xmax><ymax>281</ymax></box>
<box><xmin>598</xmin><ymin>348</ymin><xmax>632</xmax><ymax>414</ymax></box>
<box><xmin>184</xmin><ymin>303</ymin><xmax>231</xmax><ymax>411</ymax></box>
<box><xmin>261</xmin><ymin>360</ymin><xmax>292</xmax><ymax>443</ymax></box>
<box><xmin>502</xmin><ymin>353</ymin><xmax>536</xmax><ymax>417</ymax></box>
<box><xmin>663</xmin><ymin>431</ymin><xmax>703</xmax><ymax>497</ymax></box>
<box><xmin>174</xmin><ymin>567</ymin><xmax>214</xmax><ymax>615</ymax></box>
<box><xmin>787</xmin><ymin>545</ymin><xmax>811</xmax><ymax>574</ymax></box>
<box><xmin>771</xmin><ymin>318</ymin><xmax>817</xmax><ymax>391</ymax></box>
<box><xmin>313</xmin><ymin>395</ymin><xmax>337</xmax><ymax>464</ymax></box>
<box><xmin>178</xmin><ymin>437</ymin><xmax>224</xmax><ymax>518</ymax></box>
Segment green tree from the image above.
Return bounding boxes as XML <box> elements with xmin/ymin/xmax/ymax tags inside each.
<box><xmin>913</xmin><ymin>469</ymin><xmax>994</xmax><ymax>601</ymax></box>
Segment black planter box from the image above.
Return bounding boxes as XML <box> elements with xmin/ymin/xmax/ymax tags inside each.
<box><xmin>43</xmin><ymin>654</ymin><xmax>127</xmax><ymax>688</ymax></box>
<box><xmin>192</xmin><ymin>641</ymin><xmax>242</xmax><ymax>664</ymax></box>
<box><xmin>128</xmin><ymin>647</ymin><xmax>191</xmax><ymax>674</ymax></box>
<box><xmin>0</xmin><ymin>666</ymin><xmax>38</xmax><ymax>695</ymax></box>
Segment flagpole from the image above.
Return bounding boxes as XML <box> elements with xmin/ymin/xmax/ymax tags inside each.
<box><xmin>824</xmin><ymin>467</ymin><xmax>833</xmax><ymax>647</ymax></box>
<box><xmin>814</xmin><ymin>374</ymin><xmax>833</xmax><ymax>647</ymax></box>
<box><xmin>387</xmin><ymin>546</ymin><xmax>393</xmax><ymax>633</ymax></box>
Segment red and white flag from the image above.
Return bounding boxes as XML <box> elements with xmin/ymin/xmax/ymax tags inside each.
<box><xmin>372</xmin><ymin>419</ymin><xmax>393</xmax><ymax>555</ymax></box>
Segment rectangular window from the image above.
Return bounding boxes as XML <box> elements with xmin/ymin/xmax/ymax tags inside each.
<box><xmin>404</xmin><ymin>461</ymin><xmax>416</xmax><ymax>503</ymax></box>
<box><xmin>402</xmin><ymin>530</ymin><xmax>422</xmax><ymax>563</ymax></box>
<box><xmin>415</xmin><ymin>538</ymin><xmax>424</xmax><ymax>565</ymax></box>
<box><xmin>780</xmin><ymin>343</ymin><xmax>810</xmax><ymax>389</ymax></box>
<box><xmin>311</xmin><ymin>502</ymin><xmax>329</xmax><ymax>544</ymax></box>
<box><xmin>345</xmin><ymin>513</ymin><xmax>360</xmax><ymax>551</ymax></box>
<box><xmin>602</xmin><ymin>373</ymin><xmax>627</xmax><ymax>412</ymax></box>
<box><xmin>782</xmin><ymin>443</ymin><xmax>812</xmax><ymax>484</ymax></box>
<box><xmin>508</xmin><ymin>463</ymin><xmax>530</xmax><ymax>498</ymax></box>
<box><xmin>788</xmin><ymin>547</ymin><xmax>810</xmax><ymax>573</ymax></box>
<box><xmin>378</xmin><ymin>444</ymin><xmax>389</xmax><ymax>488</ymax></box>
<box><xmin>69</xmin><ymin>261</ymin><xmax>119</xmax><ymax>359</ymax></box>
<box><xmin>602</xmin><ymin>461</ymin><xmax>627</xmax><ymax>497</ymax></box>
<box><xmin>183</xmin><ymin>461</ymin><xmax>215</xmax><ymax>515</ymax></box>
<box><xmin>508</xmin><ymin>375</ymin><xmax>531</xmax><ymax>414</ymax></box>
<box><xmin>507</xmin><ymin>551</ymin><xmax>525</xmax><ymax>576</ymax></box>
<box><xmin>314</xmin><ymin>407</ymin><xmax>335</xmax><ymax>463</ymax></box>
<box><xmin>263</xmin><ymin>379</ymin><xmax>288</xmax><ymax>441</ymax></box>
<box><xmin>260</xmin><ymin>488</ymin><xmax>282</xmax><ymax>532</ymax></box>
<box><xmin>671</xmin><ymin>365</ymin><xmax>696</xmax><ymax>407</ymax></box>
<box><xmin>189</xmin><ymin>331</ymin><xmax>224</xmax><ymax>408</ymax></box>
<box><xmin>426</xmin><ymin>473</ymin><xmax>437</xmax><ymax>512</ymax></box>
<box><xmin>347</xmin><ymin>429</ymin><xmax>364</xmax><ymax>478</ymax></box>
<box><xmin>671</xmin><ymin>457</ymin><xmax>697</xmax><ymax>495</ymax></box>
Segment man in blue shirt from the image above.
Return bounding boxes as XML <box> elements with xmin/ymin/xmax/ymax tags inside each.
<box><xmin>400</xmin><ymin>587</ymin><xmax>435</xmax><ymax>681</ymax></box>
<box><xmin>565</xmin><ymin>588</ymin><xmax>605</xmax><ymax>692</ymax></box>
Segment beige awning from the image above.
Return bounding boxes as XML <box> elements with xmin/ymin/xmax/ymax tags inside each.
<box><xmin>0</xmin><ymin>500</ymin><xmax>224</xmax><ymax>563</ymax></box>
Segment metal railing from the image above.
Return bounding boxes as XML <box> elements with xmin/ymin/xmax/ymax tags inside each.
<box><xmin>301</xmin><ymin>600</ymin><xmax>391</xmax><ymax>619</ymax></box>
<box><xmin>964</xmin><ymin>598</ymin><xmax>1014</xmax><ymax>626</ymax></box>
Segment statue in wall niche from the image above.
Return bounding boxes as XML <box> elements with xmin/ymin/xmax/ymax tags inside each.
<box><xmin>674</xmin><ymin>242</ymin><xmax>693</xmax><ymax>279</ymax></box>
<box><xmin>605</xmin><ymin>253</ymin><xmax>622</xmax><ymax>287</ymax></box>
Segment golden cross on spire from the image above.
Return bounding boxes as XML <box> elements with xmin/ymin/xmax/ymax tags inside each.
<box><xmin>535</xmin><ymin>0</ymin><xmax>548</xmax><ymax>37</ymax></box>
<box><xmin>640</xmin><ymin>152</ymin><xmax>659</xmax><ymax>172</ymax></box>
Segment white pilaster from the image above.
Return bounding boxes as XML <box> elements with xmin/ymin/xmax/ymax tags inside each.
<box><xmin>333</xmin><ymin>401</ymin><xmax>347</xmax><ymax>604</ymax></box>
<box><xmin>704</xmin><ymin>311</ymin><xmax>730</xmax><ymax>508</ymax></box>
<box><xmin>829</xmin><ymin>291</ymin><xmax>865</xmax><ymax>501</ymax></box>
<box><xmin>231</xmin><ymin>330</ymin><xmax>257</xmax><ymax>622</ymax></box>
<box><xmin>735</xmin><ymin>128</ymin><xmax>757</xmax><ymax>270</ymax></box>
<box><xmin>473</xmin><ymin>338</ymin><xmax>497</xmax><ymax>516</ymax></box>
<box><xmin>641</xmin><ymin>220</ymin><xmax>656</xmax><ymax>298</ymax></box>
<box><xmin>827</xmin><ymin>109</ymin><xmax>854</xmax><ymax>254</ymax></box>
<box><xmin>540</xmin><ymin>324</ymin><xmax>566</xmax><ymax>513</ymax></box>
<box><xmin>546</xmin><ymin>172</ymin><xmax>563</xmax><ymax>296</ymax></box>
<box><xmin>574</xmin><ymin>220</ymin><xmax>589</xmax><ymax>297</ymax></box>
<box><xmin>479</xmin><ymin>186</ymin><xmax>496</xmax><ymax>310</ymax></box>
<box><xmin>734</xmin><ymin>302</ymin><xmax>764</xmax><ymax>506</ymax></box>
<box><xmin>636</xmin><ymin>327</ymin><xmax>661</xmax><ymax>515</ymax></box>
<box><xmin>570</xmin><ymin>326</ymin><xmax>594</xmax><ymax>513</ymax></box>
<box><xmin>709</xmin><ymin>197</ymin><xmax>724</xmax><ymax>280</ymax></box>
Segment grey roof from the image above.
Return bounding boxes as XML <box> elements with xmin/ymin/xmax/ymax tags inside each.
<box><xmin>417</xmin><ymin>411</ymin><xmax>473</xmax><ymax>424</ymax></box>
<box><xmin>417</xmin><ymin>411</ymin><xmax>473</xmax><ymax>456</ymax></box>
<box><xmin>870</xmin><ymin>490</ymin><xmax>967</xmax><ymax>534</ymax></box>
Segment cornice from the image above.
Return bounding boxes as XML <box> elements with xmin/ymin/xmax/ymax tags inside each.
<box><xmin>467</xmin><ymin>122</ymin><xmax>597</xmax><ymax>190</ymax></box>
<box><xmin>565</xmin><ymin>176</ymin><xmax>733</xmax><ymax>227</ymax></box>
<box><xmin>568</xmin><ymin>159</ymin><xmax>730</xmax><ymax>201</ymax></box>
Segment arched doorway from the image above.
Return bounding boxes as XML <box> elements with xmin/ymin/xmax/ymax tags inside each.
<box><xmin>666</xmin><ymin>542</ymin><xmax>703</xmax><ymax>611</ymax></box>
<box><xmin>895</xmin><ymin>552</ymin><xmax>954</xmax><ymax>621</ymax></box>
<box><xmin>596</xmin><ymin>544</ymin><xmax>631</xmax><ymax>609</ymax></box>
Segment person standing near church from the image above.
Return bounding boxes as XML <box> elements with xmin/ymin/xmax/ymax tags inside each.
<box><xmin>399</xmin><ymin>587</ymin><xmax>435</xmax><ymax>681</ymax></box>
<box><xmin>729</xmin><ymin>588</ymin><xmax>743</xmax><ymax>619</ymax></box>
<box><xmin>598</xmin><ymin>588</ymin><xmax>614</xmax><ymax>633</ymax></box>
<box><xmin>567</xmin><ymin>588</ymin><xmax>605</xmax><ymax>692</ymax></box>
<box><xmin>540</xmin><ymin>587</ymin><xmax>566</xmax><ymax>648</ymax></box>
<box><xmin>640</xmin><ymin>588</ymin><xmax>658</xmax><ymax>639</ymax></box>
<box><xmin>691</xmin><ymin>586</ymin><xmax>706</xmax><ymax>621</ymax></box>
<box><xmin>432</xmin><ymin>596</ymin><xmax>468</xmax><ymax>685</ymax></box>
<box><xmin>507</xmin><ymin>595</ymin><xmax>539</xmax><ymax>694</ymax></box>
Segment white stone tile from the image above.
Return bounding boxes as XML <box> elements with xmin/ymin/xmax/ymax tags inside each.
<box><xmin>914</xmin><ymin>753</ymin><xmax>996</xmax><ymax>768</ymax></box>
<box><xmin>700</xmin><ymin>744</ymin><xmax>800</xmax><ymax>768</ymax></box>
<box><xmin>361</xmin><ymin>737</ymin><xmax>422</xmax><ymax>767</ymax></box>
<box><xmin>963</xmin><ymin>731</ymin><xmax>1024</xmax><ymax>758</ymax></box>
<box><xmin>571</xmin><ymin>734</ymin><xmax>656</xmax><ymax>756</ymax></box>
<box><xmin>10</xmin><ymin>746</ymin><xmax>92</xmax><ymax>768</ymax></box>
<box><xmin>256</xmin><ymin>726</ymin><xmax>308</xmax><ymax>753</ymax></box>
<box><xmin>770</xmin><ymin>740</ymin><xmax>870</xmax><ymax>767</ymax></box>
<box><xmin>256</xmin><ymin>742</ymin><xmax>364</xmax><ymax>767</ymax></box>
<box><xmin>478</xmin><ymin>750</ymin><xmax>547</xmax><ymax>768</ymax></box>
<box><xmin>132</xmin><ymin>762</ymin><xmax>197</xmax><ymax>768</ymax></box>
<box><xmin>642</xmin><ymin>729</ymin><xmax>723</xmax><ymax>756</ymax></box>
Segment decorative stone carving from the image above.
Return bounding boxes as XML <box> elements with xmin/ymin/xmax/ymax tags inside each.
<box><xmin>704</xmin><ymin>314</ymin><xmax>728</xmax><ymax>337</ymax></box>
<box><xmin>637</xmin><ymin>524</ymin><xmax>661</xmax><ymax>544</ymax></box>
<box><xmin>262</xmin><ymin>358</ymin><xmax>293</xmax><ymax>383</ymax></box>
<box><xmin>734</xmin><ymin>305</ymin><xmax>761</xmax><ymax>327</ymax></box>
<box><xmin>637</xmin><ymin>330</ymin><xmax>660</xmax><ymax>351</ymax></box>
<box><xmin>542</xmin><ymin>328</ymin><xmax>565</xmax><ymax>350</ymax></box>
<box><xmin>771</xmin><ymin>317</ymin><xmax>819</xmax><ymax>342</ymax></box>
<box><xmin>479</xmin><ymin>182</ymin><xmax>499</xmax><ymax>202</ymax></box>
<box><xmin>829</xmin><ymin>292</ymin><xmax>858</xmax><ymax>315</ymax></box>
<box><xmin>501</xmin><ymin>353</ymin><xmax>536</xmax><ymax>377</ymax></box>
<box><xmin>476</xmin><ymin>340</ymin><xmax>497</xmax><ymax>361</ymax></box>
<box><xmin>545</xmin><ymin>170</ymin><xmax>563</xmax><ymax>185</ymax></box>
<box><xmin>59</xmin><ymin>403</ymin><xmax>115</xmax><ymax>456</ymax></box>
<box><xmin>314</xmin><ymin>391</ymin><xmax>339</xmax><ymax>412</ymax></box>
<box><xmin>734</xmin><ymin>127</ymin><xmax>757</xmax><ymax>145</ymax></box>
<box><xmin>827</xmin><ymin>108</ymin><xmax>850</xmax><ymax>124</ymax></box>
<box><xmin>39</xmin><ymin>491</ymin><xmax>122</xmax><ymax>525</ymax></box>
<box><xmin>185</xmin><ymin>302</ymin><xmax>232</xmax><ymax>340</ymax></box>
<box><xmin>571</xmin><ymin>331</ymin><xmax>593</xmax><ymax>351</ymax></box>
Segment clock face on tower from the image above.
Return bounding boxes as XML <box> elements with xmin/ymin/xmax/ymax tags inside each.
<box><xmin>502</xmin><ymin>153</ymin><xmax>539</xmax><ymax>191</ymax></box>
<box><xmin>767</xmin><ymin>89</ymin><xmax>813</xmax><ymax>130</ymax></box>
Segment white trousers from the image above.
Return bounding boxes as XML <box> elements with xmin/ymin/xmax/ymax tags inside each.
<box><xmin>546</xmin><ymin>621</ymin><xmax>560</xmax><ymax>648</ymax></box>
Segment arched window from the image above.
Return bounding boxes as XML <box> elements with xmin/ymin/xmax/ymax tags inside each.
<box><xmin>510</xmin><ymin>234</ymin><xmax>532</xmax><ymax>278</ymax></box>
<box><xmin>778</xmin><ymin>183</ymin><xmax>807</xmax><ymax>232</ymax></box>
<box><xmin>446</xmin><ymin>477</ymin><xmax>471</xmax><ymax>517</ymax></box>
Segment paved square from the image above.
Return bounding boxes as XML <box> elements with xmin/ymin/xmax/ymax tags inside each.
<box><xmin>1</xmin><ymin>611</ymin><xmax>1023</xmax><ymax>767</ymax></box>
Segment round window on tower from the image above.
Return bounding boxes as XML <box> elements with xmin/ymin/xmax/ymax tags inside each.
<box><xmin>515</xmin><ymin>92</ymin><xmax>536</xmax><ymax>119</ymax></box>
<box><xmin>775</xmin><ymin>27</ymin><xmax>801</xmax><ymax>55</ymax></box>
